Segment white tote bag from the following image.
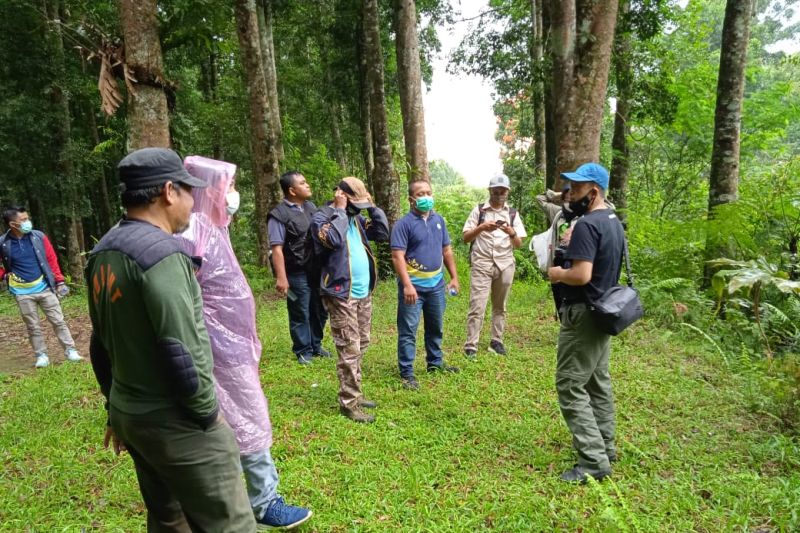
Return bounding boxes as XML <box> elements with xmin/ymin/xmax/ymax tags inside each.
<box><xmin>529</xmin><ymin>227</ymin><xmax>553</xmax><ymax>273</ymax></box>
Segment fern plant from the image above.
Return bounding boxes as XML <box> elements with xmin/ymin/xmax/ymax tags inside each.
<box><xmin>708</xmin><ymin>257</ymin><xmax>800</xmax><ymax>359</ymax></box>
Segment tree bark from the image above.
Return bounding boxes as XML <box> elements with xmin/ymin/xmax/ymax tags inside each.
<box><xmin>708</xmin><ymin>0</ymin><xmax>753</xmax><ymax>210</ymax></box>
<box><xmin>119</xmin><ymin>0</ymin><xmax>171</xmax><ymax>149</ymax></box>
<box><xmin>541</xmin><ymin>0</ymin><xmax>557</xmax><ymax>190</ymax></box>
<box><xmin>199</xmin><ymin>49</ymin><xmax>223</xmax><ymax>160</ymax></box>
<box><xmin>610</xmin><ymin>0</ymin><xmax>632</xmax><ymax>221</ymax></box>
<box><xmin>363</xmin><ymin>0</ymin><xmax>400</xmax><ymax>224</ymax></box>
<box><xmin>548</xmin><ymin>0</ymin><xmax>619</xmax><ymax>186</ymax></box>
<box><xmin>530</xmin><ymin>0</ymin><xmax>547</xmax><ymax>181</ymax></box>
<box><xmin>393</xmin><ymin>0</ymin><xmax>429</xmax><ymax>183</ymax></box>
<box><xmin>358</xmin><ymin>27</ymin><xmax>375</xmax><ymax>186</ymax></box>
<box><xmin>704</xmin><ymin>0</ymin><xmax>753</xmax><ymax>278</ymax></box>
<box><xmin>234</xmin><ymin>0</ymin><xmax>281</xmax><ymax>267</ymax></box>
<box><xmin>45</xmin><ymin>0</ymin><xmax>84</xmax><ymax>281</ymax></box>
<box><xmin>80</xmin><ymin>52</ymin><xmax>114</xmax><ymax>232</ymax></box>
<box><xmin>257</xmin><ymin>0</ymin><xmax>284</xmax><ymax>164</ymax></box>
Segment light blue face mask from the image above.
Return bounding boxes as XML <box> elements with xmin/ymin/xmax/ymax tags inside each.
<box><xmin>415</xmin><ymin>196</ymin><xmax>434</xmax><ymax>213</ymax></box>
<box><xmin>18</xmin><ymin>220</ymin><xmax>33</xmax><ymax>234</ymax></box>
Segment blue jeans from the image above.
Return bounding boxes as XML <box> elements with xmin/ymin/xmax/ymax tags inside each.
<box><xmin>287</xmin><ymin>271</ymin><xmax>328</xmax><ymax>358</ymax></box>
<box><xmin>397</xmin><ymin>282</ymin><xmax>445</xmax><ymax>378</ymax></box>
<box><xmin>240</xmin><ymin>447</ymin><xmax>280</xmax><ymax>520</ymax></box>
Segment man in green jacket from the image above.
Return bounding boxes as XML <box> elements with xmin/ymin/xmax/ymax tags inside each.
<box><xmin>86</xmin><ymin>148</ymin><xmax>255</xmax><ymax>532</ymax></box>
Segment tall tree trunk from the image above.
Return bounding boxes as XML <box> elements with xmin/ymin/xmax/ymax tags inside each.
<box><xmin>610</xmin><ymin>0</ymin><xmax>632</xmax><ymax>221</ymax></box>
<box><xmin>705</xmin><ymin>0</ymin><xmax>753</xmax><ymax>277</ymax></box>
<box><xmin>548</xmin><ymin>0</ymin><xmax>619</xmax><ymax>186</ymax></box>
<box><xmin>81</xmin><ymin>52</ymin><xmax>114</xmax><ymax>231</ymax></box>
<box><xmin>45</xmin><ymin>0</ymin><xmax>84</xmax><ymax>281</ymax></box>
<box><xmin>200</xmin><ymin>49</ymin><xmax>223</xmax><ymax>160</ymax></box>
<box><xmin>541</xmin><ymin>0</ymin><xmax>558</xmax><ymax>189</ymax></box>
<box><xmin>257</xmin><ymin>0</ymin><xmax>284</xmax><ymax>164</ymax></box>
<box><xmin>358</xmin><ymin>28</ymin><xmax>375</xmax><ymax>185</ymax></box>
<box><xmin>321</xmin><ymin>43</ymin><xmax>347</xmax><ymax>170</ymax></box>
<box><xmin>234</xmin><ymin>0</ymin><xmax>280</xmax><ymax>267</ymax></box>
<box><xmin>119</xmin><ymin>0</ymin><xmax>171</xmax><ymax>149</ymax></box>
<box><xmin>708</xmin><ymin>0</ymin><xmax>752</xmax><ymax>211</ymax></box>
<box><xmin>530</xmin><ymin>0</ymin><xmax>547</xmax><ymax>181</ymax></box>
<box><xmin>363</xmin><ymin>0</ymin><xmax>400</xmax><ymax>224</ymax></box>
<box><xmin>393</xmin><ymin>0</ymin><xmax>429</xmax><ymax>182</ymax></box>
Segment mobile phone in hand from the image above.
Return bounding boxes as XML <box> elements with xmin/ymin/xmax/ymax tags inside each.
<box><xmin>495</xmin><ymin>220</ymin><xmax>507</xmax><ymax>227</ymax></box>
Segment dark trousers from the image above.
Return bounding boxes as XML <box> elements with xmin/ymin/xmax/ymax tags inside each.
<box><xmin>110</xmin><ymin>406</ymin><xmax>256</xmax><ymax>532</ymax></box>
<box><xmin>287</xmin><ymin>270</ymin><xmax>328</xmax><ymax>358</ymax></box>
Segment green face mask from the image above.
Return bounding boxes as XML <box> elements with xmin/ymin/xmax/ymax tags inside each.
<box><xmin>414</xmin><ymin>196</ymin><xmax>434</xmax><ymax>213</ymax></box>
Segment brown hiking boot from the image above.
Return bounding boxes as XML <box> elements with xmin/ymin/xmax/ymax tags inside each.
<box><xmin>340</xmin><ymin>405</ymin><xmax>375</xmax><ymax>424</ymax></box>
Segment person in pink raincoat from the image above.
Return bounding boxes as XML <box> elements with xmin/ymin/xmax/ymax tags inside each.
<box><xmin>177</xmin><ymin>155</ymin><xmax>312</xmax><ymax>530</ymax></box>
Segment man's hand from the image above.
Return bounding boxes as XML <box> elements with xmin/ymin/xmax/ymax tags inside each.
<box><xmin>498</xmin><ymin>222</ymin><xmax>515</xmax><ymax>236</ymax></box>
<box><xmin>103</xmin><ymin>426</ymin><xmax>126</xmax><ymax>456</ymax></box>
<box><xmin>56</xmin><ymin>283</ymin><xmax>69</xmax><ymax>298</ymax></box>
<box><xmin>333</xmin><ymin>189</ymin><xmax>348</xmax><ymax>210</ymax></box>
<box><xmin>478</xmin><ymin>221</ymin><xmax>497</xmax><ymax>233</ymax></box>
<box><xmin>403</xmin><ymin>284</ymin><xmax>418</xmax><ymax>305</ymax></box>
<box><xmin>446</xmin><ymin>278</ymin><xmax>460</xmax><ymax>295</ymax></box>
<box><xmin>547</xmin><ymin>266</ymin><xmax>561</xmax><ymax>283</ymax></box>
<box><xmin>275</xmin><ymin>275</ymin><xmax>289</xmax><ymax>297</ymax></box>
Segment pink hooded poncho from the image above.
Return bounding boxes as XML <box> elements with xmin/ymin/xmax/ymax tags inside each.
<box><xmin>177</xmin><ymin>155</ymin><xmax>272</xmax><ymax>454</ymax></box>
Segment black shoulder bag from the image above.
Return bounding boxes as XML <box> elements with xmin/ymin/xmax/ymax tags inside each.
<box><xmin>589</xmin><ymin>237</ymin><xmax>644</xmax><ymax>336</ymax></box>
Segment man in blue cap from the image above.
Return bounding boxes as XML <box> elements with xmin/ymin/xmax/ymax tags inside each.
<box><xmin>547</xmin><ymin>162</ymin><xmax>625</xmax><ymax>484</ymax></box>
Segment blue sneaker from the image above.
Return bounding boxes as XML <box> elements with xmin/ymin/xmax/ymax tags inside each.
<box><xmin>256</xmin><ymin>497</ymin><xmax>312</xmax><ymax>530</ymax></box>
<box><xmin>297</xmin><ymin>354</ymin><xmax>312</xmax><ymax>365</ymax></box>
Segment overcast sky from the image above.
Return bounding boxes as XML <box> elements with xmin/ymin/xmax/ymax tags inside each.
<box><xmin>423</xmin><ymin>1</ymin><xmax>501</xmax><ymax>188</ymax></box>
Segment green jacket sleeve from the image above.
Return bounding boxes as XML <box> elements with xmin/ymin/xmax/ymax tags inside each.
<box><xmin>141</xmin><ymin>253</ymin><xmax>218</xmax><ymax>426</ymax></box>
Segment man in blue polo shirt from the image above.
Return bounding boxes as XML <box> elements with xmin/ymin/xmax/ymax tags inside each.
<box><xmin>391</xmin><ymin>180</ymin><xmax>460</xmax><ymax>390</ymax></box>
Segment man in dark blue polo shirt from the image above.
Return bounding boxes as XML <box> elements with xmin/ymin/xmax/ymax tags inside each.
<box><xmin>390</xmin><ymin>180</ymin><xmax>460</xmax><ymax>390</ymax></box>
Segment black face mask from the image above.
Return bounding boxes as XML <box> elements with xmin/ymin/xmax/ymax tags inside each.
<box><xmin>567</xmin><ymin>191</ymin><xmax>596</xmax><ymax>218</ymax></box>
<box><xmin>346</xmin><ymin>203</ymin><xmax>361</xmax><ymax>217</ymax></box>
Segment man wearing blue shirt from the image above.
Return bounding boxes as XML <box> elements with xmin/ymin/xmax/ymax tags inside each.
<box><xmin>391</xmin><ymin>180</ymin><xmax>460</xmax><ymax>390</ymax></box>
<box><xmin>1</xmin><ymin>206</ymin><xmax>82</xmax><ymax>368</ymax></box>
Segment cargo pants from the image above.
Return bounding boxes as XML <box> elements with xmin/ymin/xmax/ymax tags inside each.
<box><xmin>15</xmin><ymin>290</ymin><xmax>75</xmax><ymax>355</ymax></box>
<box><xmin>556</xmin><ymin>302</ymin><xmax>616</xmax><ymax>474</ymax></box>
<box><xmin>322</xmin><ymin>294</ymin><xmax>373</xmax><ymax>410</ymax></box>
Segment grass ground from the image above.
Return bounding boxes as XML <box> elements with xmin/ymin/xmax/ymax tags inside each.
<box><xmin>1</xmin><ymin>270</ymin><xmax>799</xmax><ymax>532</ymax></box>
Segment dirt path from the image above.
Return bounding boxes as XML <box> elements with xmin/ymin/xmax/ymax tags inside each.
<box><xmin>0</xmin><ymin>306</ymin><xmax>91</xmax><ymax>375</ymax></box>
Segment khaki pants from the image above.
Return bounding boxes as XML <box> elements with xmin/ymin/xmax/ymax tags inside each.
<box><xmin>111</xmin><ymin>406</ymin><xmax>256</xmax><ymax>533</ymax></box>
<box><xmin>464</xmin><ymin>263</ymin><xmax>515</xmax><ymax>351</ymax></box>
<box><xmin>15</xmin><ymin>290</ymin><xmax>75</xmax><ymax>356</ymax></box>
<box><xmin>322</xmin><ymin>295</ymin><xmax>372</xmax><ymax>410</ymax></box>
<box><xmin>556</xmin><ymin>303</ymin><xmax>616</xmax><ymax>474</ymax></box>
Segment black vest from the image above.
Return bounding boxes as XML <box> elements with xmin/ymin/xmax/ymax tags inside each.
<box><xmin>268</xmin><ymin>201</ymin><xmax>317</xmax><ymax>274</ymax></box>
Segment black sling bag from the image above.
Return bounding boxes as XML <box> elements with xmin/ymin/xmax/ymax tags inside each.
<box><xmin>589</xmin><ymin>236</ymin><xmax>644</xmax><ymax>336</ymax></box>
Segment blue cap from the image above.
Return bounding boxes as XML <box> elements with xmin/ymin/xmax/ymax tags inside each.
<box><xmin>560</xmin><ymin>163</ymin><xmax>609</xmax><ymax>190</ymax></box>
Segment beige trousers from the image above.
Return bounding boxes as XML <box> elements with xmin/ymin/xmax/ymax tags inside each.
<box><xmin>15</xmin><ymin>290</ymin><xmax>75</xmax><ymax>356</ymax></box>
<box><xmin>464</xmin><ymin>263</ymin><xmax>515</xmax><ymax>351</ymax></box>
<box><xmin>323</xmin><ymin>294</ymin><xmax>373</xmax><ymax>410</ymax></box>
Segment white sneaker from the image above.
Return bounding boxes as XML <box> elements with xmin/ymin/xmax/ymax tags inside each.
<box><xmin>35</xmin><ymin>354</ymin><xmax>50</xmax><ymax>368</ymax></box>
<box><xmin>65</xmin><ymin>348</ymin><xmax>83</xmax><ymax>362</ymax></box>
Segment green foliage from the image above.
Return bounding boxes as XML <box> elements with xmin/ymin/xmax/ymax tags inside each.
<box><xmin>2</xmin><ymin>281</ymin><xmax>800</xmax><ymax>530</ymax></box>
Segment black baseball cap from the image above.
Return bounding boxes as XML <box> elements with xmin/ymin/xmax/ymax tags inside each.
<box><xmin>118</xmin><ymin>148</ymin><xmax>208</xmax><ymax>191</ymax></box>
